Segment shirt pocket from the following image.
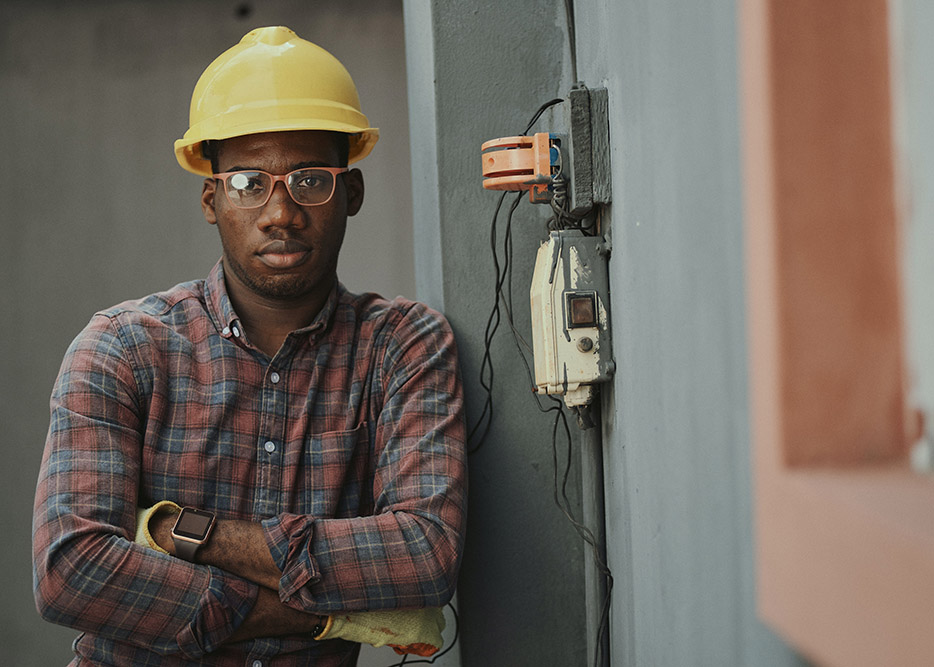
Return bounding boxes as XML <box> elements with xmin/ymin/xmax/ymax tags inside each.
<box><xmin>302</xmin><ymin>422</ymin><xmax>372</xmax><ymax>518</ymax></box>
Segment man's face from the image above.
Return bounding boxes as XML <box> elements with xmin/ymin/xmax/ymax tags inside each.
<box><xmin>201</xmin><ymin>130</ymin><xmax>364</xmax><ymax>303</ymax></box>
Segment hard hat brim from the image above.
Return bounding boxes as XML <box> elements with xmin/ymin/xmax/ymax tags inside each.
<box><xmin>175</xmin><ymin>125</ymin><xmax>379</xmax><ymax>176</ymax></box>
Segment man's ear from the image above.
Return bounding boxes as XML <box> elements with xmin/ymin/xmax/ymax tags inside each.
<box><xmin>344</xmin><ymin>169</ymin><xmax>365</xmax><ymax>217</ymax></box>
<box><xmin>201</xmin><ymin>178</ymin><xmax>218</xmax><ymax>225</ymax></box>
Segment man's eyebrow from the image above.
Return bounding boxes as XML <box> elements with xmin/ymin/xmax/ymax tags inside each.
<box><xmin>223</xmin><ymin>160</ymin><xmax>336</xmax><ymax>173</ymax></box>
<box><xmin>292</xmin><ymin>160</ymin><xmax>337</xmax><ymax>169</ymax></box>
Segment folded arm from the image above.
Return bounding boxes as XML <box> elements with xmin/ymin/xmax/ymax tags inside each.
<box><xmin>32</xmin><ymin>316</ymin><xmax>262</xmax><ymax>658</ymax></box>
<box><xmin>140</xmin><ymin>503</ymin><xmax>445</xmax><ymax>655</ymax></box>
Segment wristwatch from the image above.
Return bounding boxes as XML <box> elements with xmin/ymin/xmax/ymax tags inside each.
<box><xmin>171</xmin><ymin>507</ymin><xmax>216</xmax><ymax>561</ymax></box>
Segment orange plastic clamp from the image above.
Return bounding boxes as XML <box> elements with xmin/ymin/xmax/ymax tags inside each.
<box><xmin>481</xmin><ymin>132</ymin><xmax>553</xmax><ymax>202</ymax></box>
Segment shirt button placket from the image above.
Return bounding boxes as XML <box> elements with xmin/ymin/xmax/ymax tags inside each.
<box><xmin>256</xmin><ymin>364</ymin><xmax>284</xmax><ymax>517</ymax></box>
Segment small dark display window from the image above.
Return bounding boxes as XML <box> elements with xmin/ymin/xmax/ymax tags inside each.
<box><xmin>174</xmin><ymin>508</ymin><xmax>215</xmax><ymax>539</ymax></box>
<box><xmin>566</xmin><ymin>291</ymin><xmax>598</xmax><ymax>328</ymax></box>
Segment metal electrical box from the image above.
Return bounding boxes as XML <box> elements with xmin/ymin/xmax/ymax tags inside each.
<box><xmin>480</xmin><ymin>85</ymin><xmax>614</xmax><ymax>424</ymax></box>
<box><xmin>530</xmin><ymin>230</ymin><xmax>613</xmax><ymax>410</ymax></box>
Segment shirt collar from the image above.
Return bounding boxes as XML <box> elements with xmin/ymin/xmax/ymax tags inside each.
<box><xmin>204</xmin><ymin>259</ymin><xmax>342</xmax><ymax>340</ymax></box>
<box><xmin>205</xmin><ymin>260</ymin><xmax>238</xmax><ymax>333</ymax></box>
<box><xmin>291</xmin><ymin>279</ymin><xmax>342</xmax><ymax>337</ymax></box>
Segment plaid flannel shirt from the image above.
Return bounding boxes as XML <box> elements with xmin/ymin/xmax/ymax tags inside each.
<box><xmin>32</xmin><ymin>261</ymin><xmax>466</xmax><ymax>666</ymax></box>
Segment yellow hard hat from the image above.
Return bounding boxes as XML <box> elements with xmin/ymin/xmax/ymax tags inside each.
<box><xmin>175</xmin><ymin>26</ymin><xmax>379</xmax><ymax>176</ymax></box>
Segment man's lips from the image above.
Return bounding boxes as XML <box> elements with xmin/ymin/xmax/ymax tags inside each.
<box><xmin>256</xmin><ymin>239</ymin><xmax>311</xmax><ymax>269</ymax></box>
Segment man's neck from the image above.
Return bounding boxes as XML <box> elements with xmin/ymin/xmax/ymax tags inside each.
<box><xmin>223</xmin><ymin>272</ymin><xmax>332</xmax><ymax>358</ymax></box>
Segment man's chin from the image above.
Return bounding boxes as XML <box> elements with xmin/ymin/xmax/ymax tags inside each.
<box><xmin>248</xmin><ymin>275</ymin><xmax>315</xmax><ymax>300</ymax></box>
<box><xmin>223</xmin><ymin>257</ymin><xmax>329</xmax><ymax>302</ymax></box>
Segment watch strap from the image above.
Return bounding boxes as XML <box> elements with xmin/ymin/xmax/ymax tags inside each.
<box><xmin>173</xmin><ymin>537</ymin><xmax>202</xmax><ymax>562</ymax></box>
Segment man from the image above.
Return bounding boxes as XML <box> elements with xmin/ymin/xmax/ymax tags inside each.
<box><xmin>32</xmin><ymin>26</ymin><xmax>466</xmax><ymax>666</ymax></box>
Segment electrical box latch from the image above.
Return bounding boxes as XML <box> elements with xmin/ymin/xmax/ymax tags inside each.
<box><xmin>530</xmin><ymin>230</ymin><xmax>614</xmax><ymax>414</ymax></box>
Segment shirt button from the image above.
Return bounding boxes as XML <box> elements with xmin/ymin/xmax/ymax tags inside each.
<box><xmin>222</xmin><ymin>326</ymin><xmax>230</xmax><ymax>336</ymax></box>
<box><xmin>264</xmin><ymin>441</ymin><xmax>276</xmax><ymax>453</ymax></box>
<box><xmin>252</xmin><ymin>661</ymin><xmax>263</xmax><ymax>667</ymax></box>
<box><xmin>270</xmin><ymin>372</ymin><xmax>281</xmax><ymax>384</ymax></box>
<box><xmin>232</xmin><ymin>325</ymin><xmax>241</xmax><ymax>338</ymax></box>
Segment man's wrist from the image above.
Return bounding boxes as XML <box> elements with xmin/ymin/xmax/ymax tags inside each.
<box><xmin>144</xmin><ymin>509</ymin><xmax>284</xmax><ymax>590</ymax></box>
<box><xmin>150</xmin><ymin>505</ymin><xmax>181</xmax><ymax>556</ymax></box>
<box><xmin>227</xmin><ymin>588</ymin><xmax>330</xmax><ymax>643</ymax></box>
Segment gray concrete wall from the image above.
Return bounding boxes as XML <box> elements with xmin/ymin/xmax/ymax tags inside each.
<box><xmin>576</xmin><ymin>1</ymin><xmax>805</xmax><ymax>663</ymax></box>
<box><xmin>559</xmin><ymin>0</ymin><xmax>809</xmax><ymax>663</ymax></box>
<box><xmin>407</xmin><ymin>0</ymin><xmax>811</xmax><ymax>665</ymax></box>
<box><xmin>405</xmin><ymin>1</ymin><xmax>590</xmax><ymax>665</ymax></box>
<box><xmin>0</xmin><ymin>2</ymin><xmax>414</xmax><ymax>665</ymax></box>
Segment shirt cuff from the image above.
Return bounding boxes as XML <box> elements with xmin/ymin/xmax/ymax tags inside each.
<box><xmin>174</xmin><ymin>566</ymin><xmax>259</xmax><ymax>658</ymax></box>
<box><xmin>262</xmin><ymin>513</ymin><xmax>322</xmax><ymax>607</ymax></box>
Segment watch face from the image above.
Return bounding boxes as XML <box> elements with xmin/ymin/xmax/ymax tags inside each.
<box><xmin>173</xmin><ymin>508</ymin><xmax>215</xmax><ymax>540</ymax></box>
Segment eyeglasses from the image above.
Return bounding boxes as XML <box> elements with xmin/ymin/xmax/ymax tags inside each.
<box><xmin>213</xmin><ymin>167</ymin><xmax>348</xmax><ymax>209</ymax></box>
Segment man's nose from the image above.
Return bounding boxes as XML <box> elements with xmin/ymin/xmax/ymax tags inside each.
<box><xmin>258</xmin><ymin>181</ymin><xmax>305</xmax><ymax>229</ymax></box>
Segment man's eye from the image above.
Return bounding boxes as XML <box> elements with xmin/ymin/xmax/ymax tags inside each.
<box><xmin>229</xmin><ymin>173</ymin><xmax>266</xmax><ymax>192</ymax></box>
<box><xmin>293</xmin><ymin>173</ymin><xmax>326</xmax><ymax>190</ymax></box>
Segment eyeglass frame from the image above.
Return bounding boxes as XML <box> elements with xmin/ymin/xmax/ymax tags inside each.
<box><xmin>212</xmin><ymin>167</ymin><xmax>349</xmax><ymax>209</ymax></box>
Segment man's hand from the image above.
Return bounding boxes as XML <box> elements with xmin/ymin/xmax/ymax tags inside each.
<box><xmin>227</xmin><ymin>587</ymin><xmax>325</xmax><ymax>643</ymax></box>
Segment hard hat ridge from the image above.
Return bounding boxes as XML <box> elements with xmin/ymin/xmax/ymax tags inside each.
<box><xmin>174</xmin><ymin>26</ymin><xmax>379</xmax><ymax>176</ymax></box>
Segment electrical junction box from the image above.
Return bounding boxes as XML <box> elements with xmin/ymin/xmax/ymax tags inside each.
<box><xmin>479</xmin><ymin>86</ymin><xmax>611</xmax><ymax>211</ymax></box>
<box><xmin>481</xmin><ymin>132</ymin><xmax>562</xmax><ymax>203</ymax></box>
<box><xmin>530</xmin><ymin>229</ymin><xmax>614</xmax><ymax>409</ymax></box>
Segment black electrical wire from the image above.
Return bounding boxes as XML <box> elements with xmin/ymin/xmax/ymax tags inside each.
<box><xmin>564</xmin><ymin>0</ymin><xmax>579</xmax><ymax>85</ymax></box>
<box><xmin>496</xmin><ymin>269</ymin><xmax>614</xmax><ymax>667</ymax></box>
<box><xmin>546</xmin><ymin>399</ymin><xmax>614</xmax><ymax>667</ymax></box>
<box><xmin>469</xmin><ymin>96</ymin><xmax>564</xmax><ymax>455</ymax></box>
<box><xmin>522</xmin><ymin>98</ymin><xmax>564</xmax><ymax>136</ymax></box>
<box><xmin>465</xmin><ymin>191</ymin><xmax>505</xmax><ymax>453</ymax></box>
<box><xmin>550</xmin><ymin>174</ymin><xmax>594</xmax><ymax>234</ymax></box>
<box><xmin>466</xmin><ymin>191</ymin><xmax>523</xmax><ymax>455</ymax></box>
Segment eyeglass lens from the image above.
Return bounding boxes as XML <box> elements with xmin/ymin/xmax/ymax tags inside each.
<box><xmin>224</xmin><ymin>169</ymin><xmax>336</xmax><ymax>208</ymax></box>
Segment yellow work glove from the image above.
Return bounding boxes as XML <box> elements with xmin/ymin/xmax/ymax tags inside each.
<box><xmin>316</xmin><ymin>607</ymin><xmax>445</xmax><ymax>657</ymax></box>
<box><xmin>135</xmin><ymin>503</ymin><xmax>445</xmax><ymax>656</ymax></box>
<box><xmin>134</xmin><ymin>500</ymin><xmax>181</xmax><ymax>554</ymax></box>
